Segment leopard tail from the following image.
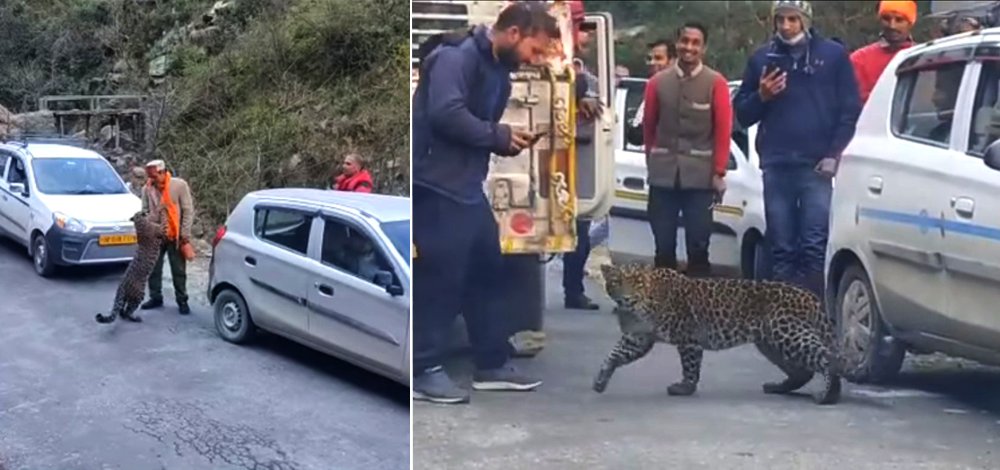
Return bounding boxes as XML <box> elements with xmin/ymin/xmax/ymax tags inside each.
<box><xmin>95</xmin><ymin>296</ymin><xmax>123</xmax><ymax>324</ymax></box>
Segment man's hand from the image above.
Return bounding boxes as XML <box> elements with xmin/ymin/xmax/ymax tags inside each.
<box><xmin>758</xmin><ymin>67</ymin><xmax>787</xmax><ymax>102</ymax></box>
<box><xmin>815</xmin><ymin>157</ymin><xmax>838</xmax><ymax>178</ymax></box>
<box><xmin>712</xmin><ymin>174</ymin><xmax>727</xmax><ymax>200</ymax></box>
<box><xmin>510</xmin><ymin>129</ymin><xmax>535</xmax><ymax>154</ymax></box>
<box><xmin>579</xmin><ymin>97</ymin><xmax>603</xmax><ymax>121</ymax></box>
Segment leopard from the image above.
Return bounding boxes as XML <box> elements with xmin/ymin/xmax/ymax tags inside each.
<box><xmin>593</xmin><ymin>262</ymin><xmax>844</xmax><ymax>405</ymax></box>
<box><xmin>95</xmin><ymin>209</ymin><xmax>166</xmax><ymax>324</ymax></box>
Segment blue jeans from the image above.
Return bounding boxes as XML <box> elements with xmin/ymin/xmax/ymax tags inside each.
<box><xmin>762</xmin><ymin>165</ymin><xmax>833</xmax><ymax>298</ymax></box>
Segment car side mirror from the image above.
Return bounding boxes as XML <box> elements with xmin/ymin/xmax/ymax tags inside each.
<box><xmin>985</xmin><ymin>140</ymin><xmax>1000</xmax><ymax>171</ymax></box>
<box><xmin>374</xmin><ymin>270</ymin><xmax>404</xmax><ymax>296</ymax></box>
<box><xmin>9</xmin><ymin>182</ymin><xmax>27</xmax><ymax>197</ymax></box>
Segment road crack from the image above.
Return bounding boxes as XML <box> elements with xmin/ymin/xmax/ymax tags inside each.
<box><xmin>128</xmin><ymin>399</ymin><xmax>300</xmax><ymax>470</ymax></box>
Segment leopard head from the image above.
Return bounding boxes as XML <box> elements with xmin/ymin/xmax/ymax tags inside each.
<box><xmin>130</xmin><ymin>210</ymin><xmax>157</xmax><ymax>240</ymax></box>
<box><xmin>601</xmin><ymin>263</ymin><xmax>645</xmax><ymax>312</ymax></box>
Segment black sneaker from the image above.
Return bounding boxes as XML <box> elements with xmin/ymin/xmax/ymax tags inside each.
<box><xmin>140</xmin><ymin>299</ymin><xmax>163</xmax><ymax>310</ymax></box>
<box><xmin>565</xmin><ymin>294</ymin><xmax>599</xmax><ymax>310</ymax></box>
<box><xmin>472</xmin><ymin>363</ymin><xmax>542</xmax><ymax>391</ymax></box>
<box><xmin>412</xmin><ymin>366</ymin><xmax>470</xmax><ymax>404</ymax></box>
<box><xmin>178</xmin><ymin>301</ymin><xmax>191</xmax><ymax>315</ymax></box>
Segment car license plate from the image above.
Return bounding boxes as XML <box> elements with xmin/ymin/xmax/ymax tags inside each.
<box><xmin>98</xmin><ymin>234</ymin><xmax>137</xmax><ymax>246</ymax></box>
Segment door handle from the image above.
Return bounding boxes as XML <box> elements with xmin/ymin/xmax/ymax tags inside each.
<box><xmin>867</xmin><ymin>176</ymin><xmax>883</xmax><ymax>195</ymax></box>
<box><xmin>951</xmin><ymin>196</ymin><xmax>975</xmax><ymax>218</ymax></box>
<box><xmin>244</xmin><ymin>256</ymin><xmax>257</xmax><ymax>267</ymax></box>
<box><xmin>315</xmin><ymin>283</ymin><xmax>334</xmax><ymax>297</ymax></box>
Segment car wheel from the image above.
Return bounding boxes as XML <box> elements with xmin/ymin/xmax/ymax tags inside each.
<box><xmin>213</xmin><ymin>289</ymin><xmax>256</xmax><ymax>344</ymax></box>
<box><xmin>32</xmin><ymin>234</ymin><xmax>56</xmax><ymax>278</ymax></box>
<box><xmin>835</xmin><ymin>264</ymin><xmax>905</xmax><ymax>384</ymax></box>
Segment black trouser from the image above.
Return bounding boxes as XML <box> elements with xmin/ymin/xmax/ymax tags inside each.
<box><xmin>647</xmin><ymin>186</ymin><xmax>714</xmax><ymax>277</ymax></box>
<box><xmin>412</xmin><ymin>186</ymin><xmax>512</xmax><ymax>373</ymax></box>
<box><xmin>148</xmin><ymin>243</ymin><xmax>188</xmax><ymax>304</ymax></box>
<box><xmin>562</xmin><ymin>219</ymin><xmax>591</xmax><ymax>298</ymax></box>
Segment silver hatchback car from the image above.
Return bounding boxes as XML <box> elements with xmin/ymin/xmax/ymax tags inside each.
<box><xmin>207</xmin><ymin>188</ymin><xmax>410</xmax><ymax>385</ymax></box>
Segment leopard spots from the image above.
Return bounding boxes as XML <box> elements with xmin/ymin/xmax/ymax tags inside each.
<box><xmin>595</xmin><ymin>262</ymin><xmax>842</xmax><ymax>405</ymax></box>
<box><xmin>95</xmin><ymin>209</ymin><xmax>166</xmax><ymax>324</ymax></box>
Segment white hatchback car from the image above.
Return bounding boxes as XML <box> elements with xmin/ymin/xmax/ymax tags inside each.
<box><xmin>609</xmin><ymin>77</ymin><xmax>768</xmax><ymax>279</ymax></box>
<box><xmin>827</xmin><ymin>28</ymin><xmax>1000</xmax><ymax>382</ymax></box>
<box><xmin>0</xmin><ymin>140</ymin><xmax>142</xmax><ymax>277</ymax></box>
<box><xmin>207</xmin><ymin>189</ymin><xmax>411</xmax><ymax>385</ymax></box>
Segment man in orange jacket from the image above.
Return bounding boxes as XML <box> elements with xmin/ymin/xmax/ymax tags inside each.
<box><xmin>851</xmin><ymin>1</ymin><xmax>917</xmax><ymax>104</ymax></box>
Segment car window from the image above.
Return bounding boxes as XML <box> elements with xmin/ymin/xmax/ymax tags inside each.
<box><xmin>728</xmin><ymin>151</ymin><xmax>737</xmax><ymax>171</ymax></box>
<box><xmin>254</xmin><ymin>207</ymin><xmax>312</xmax><ymax>255</ymax></box>
<box><xmin>380</xmin><ymin>219</ymin><xmax>410</xmax><ymax>265</ymax></box>
<box><xmin>892</xmin><ymin>62</ymin><xmax>965</xmax><ymax>147</ymax></box>
<box><xmin>7</xmin><ymin>157</ymin><xmax>27</xmax><ymax>185</ymax></box>
<box><xmin>321</xmin><ymin>218</ymin><xmax>395</xmax><ymax>286</ymax></box>
<box><xmin>0</xmin><ymin>153</ymin><xmax>9</xmax><ymax>179</ymax></box>
<box><xmin>968</xmin><ymin>61</ymin><xmax>1000</xmax><ymax>156</ymax></box>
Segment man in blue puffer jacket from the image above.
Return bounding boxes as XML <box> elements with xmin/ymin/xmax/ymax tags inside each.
<box><xmin>733</xmin><ymin>0</ymin><xmax>861</xmax><ymax>299</ymax></box>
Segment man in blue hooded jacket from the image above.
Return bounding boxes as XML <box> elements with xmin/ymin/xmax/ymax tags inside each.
<box><xmin>733</xmin><ymin>0</ymin><xmax>861</xmax><ymax>299</ymax></box>
<box><xmin>410</xmin><ymin>2</ymin><xmax>560</xmax><ymax>404</ymax></box>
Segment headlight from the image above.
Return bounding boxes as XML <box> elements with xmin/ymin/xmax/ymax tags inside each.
<box><xmin>53</xmin><ymin>212</ymin><xmax>87</xmax><ymax>233</ymax></box>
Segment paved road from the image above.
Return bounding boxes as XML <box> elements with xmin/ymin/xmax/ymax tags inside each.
<box><xmin>413</xmin><ymin>259</ymin><xmax>1000</xmax><ymax>470</ymax></box>
<box><xmin>0</xmin><ymin>238</ymin><xmax>409</xmax><ymax>470</ymax></box>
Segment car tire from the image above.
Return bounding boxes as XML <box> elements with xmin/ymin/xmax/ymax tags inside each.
<box><xmin>213</xmin><ymin>289</ymin><xmax>256</xmax><ymax>344</ymax></box>
<box><xmin>835</xmin><ymin>264</ymin><xmax>905</xmax><ymax>384</ymax></box>
<box><xmin>32</xmin><ymin>234</ymin><xmax>56</xmax><ymax>278</ymax></box>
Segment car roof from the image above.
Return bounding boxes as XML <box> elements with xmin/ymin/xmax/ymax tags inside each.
<box><xmin>0</xmin><ymin>142</ymin><xmax>105</xmax><ymax>160</ymax></box>
<box><xmin>247</xmin><ymin>188</ymin><xmax>410</xmax><ymax>222</ymax></box>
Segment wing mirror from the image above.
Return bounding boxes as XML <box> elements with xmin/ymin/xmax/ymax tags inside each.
<box><xmin>374</xmin><ymin>270</ymin><xmax>404</xmax><ymax>296</ymax></box>
<box><xmin>9</xmin><ymin>183</ymin><xmax>27</xmax><ymax>197</ymax></box>
<box><xmin>985</xmin><ymin>140</ymin><xmax>1000</xmax><ymax>171</ymax></box>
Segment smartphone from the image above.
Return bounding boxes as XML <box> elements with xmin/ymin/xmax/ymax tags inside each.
<box><xmin>529</xmin><ymin>130</ymin><xmax>549</xmax><ymax>145</ymax></box>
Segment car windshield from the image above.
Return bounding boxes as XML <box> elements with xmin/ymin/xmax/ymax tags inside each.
<box><xmin>380</xmin><ymin>220</ymin><xmax>410</xmax><ymax>265</ymax></box>
<box><xmin>31</xmin><ymin>158</ymin><xmax>129</xmax><ymax>195</ymax></box>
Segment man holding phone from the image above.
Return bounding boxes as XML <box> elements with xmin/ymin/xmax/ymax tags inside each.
<box><xmin>641</xmin><ymin>22</ymin><xmax>731</xmax><ymax>278</ymax></box>
<box><xmin>733</xmin><ymin>0</ymin><xmax>861</xmax><ymax>298</ymax></box>
<box><xmin>410</xmin><ymin>2</ymin><xmax>560</xmax><ymax>404</ymax></box>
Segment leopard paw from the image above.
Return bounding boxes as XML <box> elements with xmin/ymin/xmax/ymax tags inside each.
<box><xmin>122</xmin><ymin>313</ymin><xmax>143</xmax><ymax>323</ymax></box>
<box><xmin>592</xmin><ymin>368</ymin><xmax>612</xmax><ymax>393</ymax></box>
<box><xmin>666</xmin><ymin>381</ymin><xmax>697</xmax><ymax>396</ymax></box>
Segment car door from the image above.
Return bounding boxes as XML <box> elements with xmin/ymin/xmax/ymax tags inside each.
<box><xmin>0</xmin><ymin>152</ymin><xmax>12</xmax><ymax>237</ymax></box>
<box><xmin>305</xmin><ymin>212</ymin><xmax>408</xmax><ymax>374</ymax></box>
<box><xmin>244</xmin><ymin>204</ymin><xmax>312</xmax><ymax>337</ymax></box>
<box><xmin>1</xmin><ymin>154</ymin><xmax>32</xmax><ymax>244</ymax></box>
<box><xmin>937</xmin><ymin>57</ymin><xmax>1000</xmax><ymax>350</ymax></box>
<box><xmin>850</xmin><ymin>51</ymin><xmax>965</xmax><ymax>332</ymax></box>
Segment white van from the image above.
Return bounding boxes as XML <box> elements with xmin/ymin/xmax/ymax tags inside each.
<box><xmin>0</xmin><ymin>140</ymin><xmax>142</xmax><ymax>277</ymax></box>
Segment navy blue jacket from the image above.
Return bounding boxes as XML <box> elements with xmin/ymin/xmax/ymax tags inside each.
<box><xmin>412</xmin><ymin>26</ymin><xmax>517</xmax><ymax>204</ymax></box>
<box><xmin>734</xmin><ymin>30</ymin><xmax>861</xmax><ymax>168</ymax></box>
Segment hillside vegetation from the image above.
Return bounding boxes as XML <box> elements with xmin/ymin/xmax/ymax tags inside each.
<box><xmin>0</xmin><ymin>0</ymin><xmax>409</xmax><ymax>229</ymax></box>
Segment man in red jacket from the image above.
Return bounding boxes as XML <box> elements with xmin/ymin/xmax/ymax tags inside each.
<box><xmin>642</xmin><ymin>22</ymin><xmax>731</xmax><ymax>278</ymax></box>
<box><xmin>331</xmin><ymin>153</ymin><xmax>374</xmax><ymax>193</ymax></box>
<box><xmin>851</xmin><ymin>1</ymin><xmax>917</xmax><ymax>104</ymax></box>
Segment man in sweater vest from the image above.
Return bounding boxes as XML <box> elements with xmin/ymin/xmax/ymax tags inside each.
<box><xmin>851</xmin><ymin>1</ymin><xmax>917</xmax><ymax>105</ymax></box>
<box><xmin>641</xmin><ymin>22</ymin><xmax>731</xmax><ymax>277</ymax></box>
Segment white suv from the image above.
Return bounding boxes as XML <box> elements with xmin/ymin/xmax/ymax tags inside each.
<box><xmin>827</xmin><ymin>29</ymin><xmax>1000</xmax><ymax>382</ymax></box>
<box><xmin>0</xmin><ymin>140</ymin><xmax>142</xmax><ymax>277</ymax></box>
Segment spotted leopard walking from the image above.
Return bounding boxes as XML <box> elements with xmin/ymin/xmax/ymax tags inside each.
<box><xmin>95</xmin><ymin>210</ymin><xmax>166</xmax><ymax>324</ymax></box>
<box><xmin>594</xmin><ymin>263</ymin><xmax>844</xmax><ymax>405</ymax></box>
